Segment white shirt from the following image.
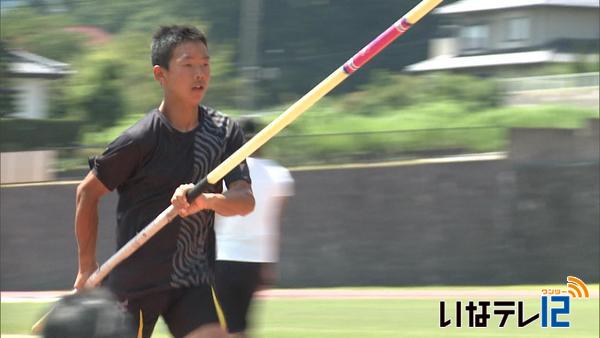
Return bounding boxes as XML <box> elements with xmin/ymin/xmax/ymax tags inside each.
<box><xmin>215</xmin><ymin>157</ymin><xmax>294</xmax><ymax>262</ymax></box>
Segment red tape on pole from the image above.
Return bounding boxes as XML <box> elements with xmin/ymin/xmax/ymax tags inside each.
<box><xmin>343</xmin><ymin>18</ymin><xmax>412</xmax><ymax>75</ymax></box>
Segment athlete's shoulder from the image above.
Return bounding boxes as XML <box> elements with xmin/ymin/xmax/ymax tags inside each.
<box><xmin>202</xmin><ymin>105</ymin><xmax>230</xmax><ymax>128</ymax></box>
<box><xmin>109</xmin><ymin>109</ymin><xmax>160</xmax><ymax>152</ymax></box>
<box><xmin>125</xmin><ymin>109</ymin><xmax>161</xmax><ymax>136</ymax></box>
<box><xmin>201</xmin><ymin>105</ymin><xmax>239</xmax><ymax>138</ymax></box>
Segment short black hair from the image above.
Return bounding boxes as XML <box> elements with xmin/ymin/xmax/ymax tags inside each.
<box><xmin>43</xmin><ymin>288</ymin><xmax>135</xmax><ymax>338</ymax></box>
<box><xmin>151</xmin><ymin>25</ymin><xmax>208</xmax><ymax>69</ymax></box>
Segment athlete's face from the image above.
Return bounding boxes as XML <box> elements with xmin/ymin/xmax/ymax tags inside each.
<box><xmin>155</xmin><ymin>41</ymin><xmax>211</xmax><ymax>106</ymax></box>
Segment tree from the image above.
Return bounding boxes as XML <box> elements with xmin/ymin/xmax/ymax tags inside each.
<box><xmin>256</xmin><ymin>0</ymin><xmax>441</xmax><ymax>106</ymax></box>
<box><xmin>84</xmin><ymin>61</ymin><xmax>125</xmax><ymax>127</ymax></box>
<box><xmin>68</xmin><ymin>52</ymin><xmax>126</xmax><ymax>127</ymax></box>
<box><xmin>0</xmin><ymin>7</ymin><xmax>85</xmax><ymax>62</ymax></box>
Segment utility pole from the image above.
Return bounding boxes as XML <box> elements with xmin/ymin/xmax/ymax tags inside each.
<box><xmin>238</xmin><ymin>0</ymin><xmax>262</xmax><ymax>111</ymax></box>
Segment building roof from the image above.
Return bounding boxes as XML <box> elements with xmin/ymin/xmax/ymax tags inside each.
<box><xmin>405</xmin><ymin>50</ymin><xmax>576</xmax><ymax>72</ymax></box>
<box><xmin>8</xmin><ymin>50</ymin><xmax>73</xmax><ymax>78</ymax></box>
<box><xmin>435</xmin><ymin>0</ymin><xmax>599</xmax><ymax>15</ymax></box>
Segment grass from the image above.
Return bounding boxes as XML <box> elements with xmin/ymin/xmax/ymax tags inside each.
<box><xmin>2</xmin><ymin>286</ymin><xmax>598</xmax><ymax>337</ymax></box>
<box><xmin>82</xmin><ymin>99</ymin><xmax>598</xmax><ymax>150</ymax></box>
<box><xmin>258</xmin><ymin>102</ymin><xmax>598</xmax><ymax>165</ymax></box>
<box><xmin>252</xmin><ymin>298</ymin><xmax>599</xmax><ymax>338</ymax></box>
<box><xmin>53</xmin><ymin>99</ymin><xmax>599</xmax><ymax>171</ymax></box>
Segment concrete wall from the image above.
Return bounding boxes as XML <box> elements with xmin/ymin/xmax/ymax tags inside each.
<box><xmin>0</xmin><ymin>183</ymin><xmax>117</xmax><ymax>290</ymax></box>
<box><xmin>0</xmin><ymin>151</ymin><xmax>57</xmax><ymax>184</ymax></box>
<box><xmin>509</xmin><ymin>119</ymin><xmax>600</xmax><ymax>163</ymax></box>
<box><xmin>1</xmin><ymin>124</ymin><xmax>598</xmax><ymax>290</ymax></box>
<box><xmin>277</xmin><ymin>159</ymin><xmax>598</xmax><ymax>287</ymax></box>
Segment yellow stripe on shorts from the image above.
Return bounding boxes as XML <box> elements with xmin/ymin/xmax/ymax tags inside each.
<box><xmin>137</xmin><ymin>310</ymin><xmax>144</xmax><ymax>338</ymax></box>
<box><xmin>211</xmin><ymin>287</ymin><xmax>227</xmax><ymax>330</ymax></box>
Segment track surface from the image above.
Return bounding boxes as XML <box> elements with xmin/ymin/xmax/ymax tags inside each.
<box><xmin>3</xmin><ymin>287</ymin><xmax>598</xmax><ymax>303</ymax></box>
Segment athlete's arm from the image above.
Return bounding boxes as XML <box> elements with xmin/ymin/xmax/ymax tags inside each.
<box><xmin>73</xmin><ymin>171</ymin><xmax>110</xmax><ymax>290</ymax></box>
<box><xmin>171</xmin><ymin>180</ymin><xmax>255</xmax><ymax>217</ymax></box>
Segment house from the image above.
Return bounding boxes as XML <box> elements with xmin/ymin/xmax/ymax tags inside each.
<box><xmin>1</xmin><ymin>50</ymin><xmax>72</xmax><ymax>184</ymax></box>
<box><xmin>7</xmin><ymin>50</ymin><xmax>73</xmax><ymax>119</ymax></box>
<box><xmin>405</xmin><ymin>0</ymin><xmax>600</xmax><ymax>73</ymax></box>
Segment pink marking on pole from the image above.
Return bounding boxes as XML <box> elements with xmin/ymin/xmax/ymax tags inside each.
<box><xmin>343</xmin><ymin>18</ymin><xmax>412</xmax><ymax>75</ymax></box>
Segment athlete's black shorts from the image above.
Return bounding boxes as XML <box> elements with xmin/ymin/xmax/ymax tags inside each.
<box><xmin>214</xmin><ymin>261</ymin><xmax>263</xmax><ymax>333</ymax></box>
<box><xmin>122</xmin><ymin>286</ymin><xmax>220</xmax><ymax>338</ymax></box>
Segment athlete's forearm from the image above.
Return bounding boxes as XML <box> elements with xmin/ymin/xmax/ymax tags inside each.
<box><xmin>206</xmin><ymin>185</ymin><xmax>255</xmax><ymax>216</ymax></box>
<box><xmin>74</xmin><ymin>172</ymin><xmax>109</xmax><ymax>271</ymax></box>
<box><xmin>75</xmin><ymin>188</ymin><xmax>100</xmax><ymax>270</ymax></box>
<box><xmin>172</xmin><ymin>180</ymin><xmax>255</xmax><ymax>217</ymax></box>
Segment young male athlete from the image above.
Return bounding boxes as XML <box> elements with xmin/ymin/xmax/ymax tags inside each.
<box><xmin>73</xmin><ymin>25</ymin><xmax>255</xmax><ymax>338</ymax></box>
<box><xmin>209</xmin><ymin>118</ymin><xmax>294</xmax><ymax>338</ymax></box>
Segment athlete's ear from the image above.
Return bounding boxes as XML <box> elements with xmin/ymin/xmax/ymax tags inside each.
<box><xmin>153</xmin><ymin>65</ymin><xmax>166</xmax><ymax>86</ymax></box>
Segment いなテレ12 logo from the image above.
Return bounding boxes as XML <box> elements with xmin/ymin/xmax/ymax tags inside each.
<box><xmin>540</xmin><ymin>276</ymin><xmax>589</xmax><ymax>328</ymax></box>
<box><xmin>440</xmin><ymin>276</ymin><xmax>591</xmax><ymax>329</ymax></box>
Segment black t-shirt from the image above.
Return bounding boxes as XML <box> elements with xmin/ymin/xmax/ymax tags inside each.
<box><xmin>90</xmin><ymin>105</ymin><xmax>250</xmax><ymax>298</ymax></box>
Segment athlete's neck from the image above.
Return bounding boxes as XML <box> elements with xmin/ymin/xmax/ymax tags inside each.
<box><xmin>159</xmin><ymin>99</ymin><xmax>199</xmax><ymax>132</ymax></box>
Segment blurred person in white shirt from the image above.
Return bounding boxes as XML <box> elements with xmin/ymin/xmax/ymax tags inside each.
<box><xmin>214</xmin><ymin>117</ymin><xmax>295</xmax><ymax>338</ymax></box>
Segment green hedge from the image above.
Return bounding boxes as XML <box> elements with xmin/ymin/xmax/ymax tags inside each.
<box><xmin>0</xmin><ymin>118</ymin><xmax>83</xmax><ymax>151</ymax></box>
